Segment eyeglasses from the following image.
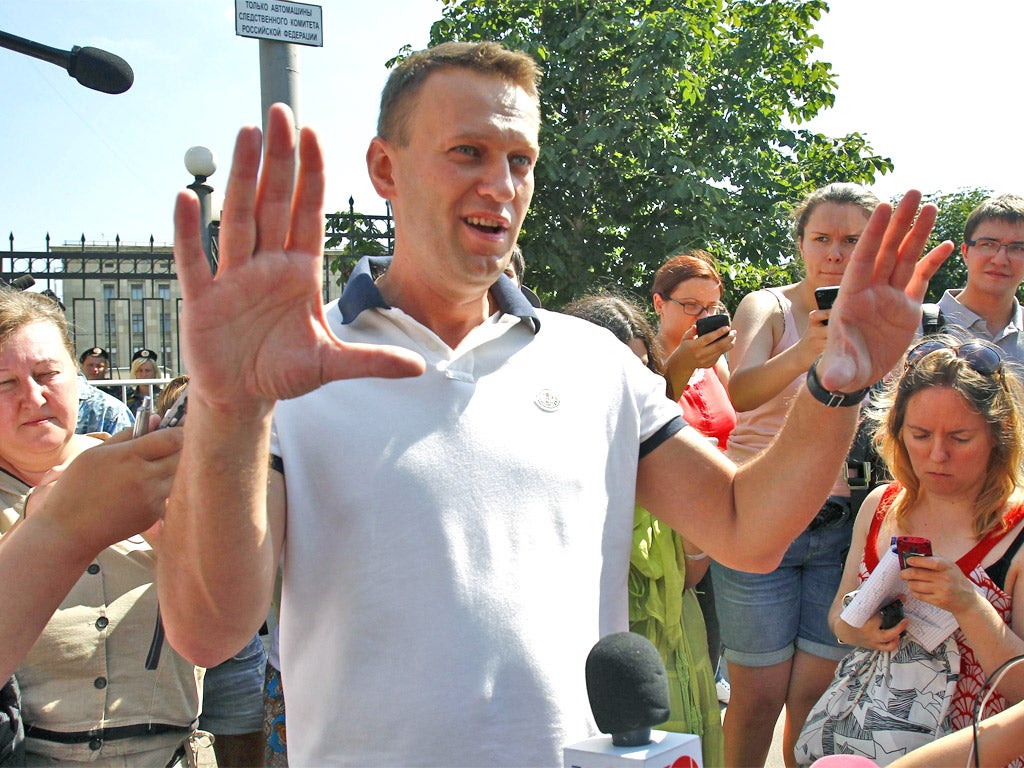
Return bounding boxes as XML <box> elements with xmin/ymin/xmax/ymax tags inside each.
<box><xmin>966</xmin><ymin>238</ymin><xmax>1024</xmax><ymax>259</ymax></box>
<box><xmin>904</xmin><ymin>338</ymin><xmax>1004</xmax><ymax>376</ymax></box>
<box><xmin>663</xmin><ymin>297</ymin><xmax>726</xmax><ymax>317</ymax></box>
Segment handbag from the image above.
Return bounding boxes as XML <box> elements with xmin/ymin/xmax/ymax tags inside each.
<box><xmin>794</xmin><ymin>632</ymin><xmax>960</xmax><ymax>767</ymax></box>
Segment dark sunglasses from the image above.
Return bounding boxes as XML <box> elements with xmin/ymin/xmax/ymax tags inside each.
<box><xmin>904</xmin><ymin>338</ymin><xmax>1004</xmax><ymax>376</ymax></box>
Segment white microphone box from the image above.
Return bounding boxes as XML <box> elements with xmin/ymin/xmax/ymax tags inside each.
<box><xmin>564</xmin><ymin>730</ymin><xmax>702</xmax><ymax>768</ymax></box>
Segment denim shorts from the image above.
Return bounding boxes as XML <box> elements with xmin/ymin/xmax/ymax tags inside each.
<box><xmin>710</xmin><ymin>496</ymin><xmax>853</xmax><ymax>667</ymax></box>
<box><xmin>198</xmin><ymin>634</ymin><xmax>267</xmax><ymax>735</ymax></box>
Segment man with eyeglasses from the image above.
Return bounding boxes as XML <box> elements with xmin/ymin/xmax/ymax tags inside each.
<box><xmin>936</xmin><ymin>193</ymin><xmax>1024</xmax><ymax>361</ymax></box>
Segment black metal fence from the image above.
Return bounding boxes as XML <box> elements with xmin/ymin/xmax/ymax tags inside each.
<box><xmin>3</xmin><ymin>206</ymin><xmax>394</xmax><ymax>376</ymax></box>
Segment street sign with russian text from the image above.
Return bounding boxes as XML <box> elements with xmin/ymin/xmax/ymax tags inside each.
<box><xmin>234</xmin><ymin>0</ymin><xmax>323</xmax><ymax>47</ymax></box>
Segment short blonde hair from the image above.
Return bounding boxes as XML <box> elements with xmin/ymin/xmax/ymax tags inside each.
<box><xmin>130</xmin><ymin>356</ymin><xmax>158</xmax><ymax>379</ymax></box>
<box><xmin>378</xmin><ymin>41</ymin><xmax>541</xmax><ymax>145</ymax></box>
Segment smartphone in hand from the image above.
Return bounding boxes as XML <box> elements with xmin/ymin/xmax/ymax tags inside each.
<box><xmin>814</xmin><ymin>286</ymin><xmax>840</xmax><ymax>326</ymax></box>
<box><xmin>695</xmin><ymin>313</ymin><xmax>730</xmax><ymax>337</ymax></box>
<box><xmin>814</xmin><ymin>286</ymin><xmax>840</xmax><ymax>310</ymax></box>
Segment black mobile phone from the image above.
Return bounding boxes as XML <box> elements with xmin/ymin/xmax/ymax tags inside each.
<box><xmin>879</xmin><ymin>598</ymin><xmax>904</xmax><ymax>630</ymax></box>
<box><xmin>814</xmin><ymin>286</ymin><xmax>840</xmax><ymax>326</ymax></box>
<box><xmin>894</xmin><ymin>536</ymin><xmax>932</xmax><ymax>569</ymax></box>
<box><xmin>814</xmin><ymin>286</ymin><xmax>840</xmax><ymax>311</ymax></box>
<box><xmin>695</xmin><ymin>313</ymin><xmax>730</xmax><ymax>337</ymax></box>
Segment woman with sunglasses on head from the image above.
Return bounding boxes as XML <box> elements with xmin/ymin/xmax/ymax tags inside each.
<box><xmin>715</xmin><ymin>183</ymin><xmax>881</xmax><ymax>767</ymax></box>
<box><xmin>798</xmin><ymin>336</ymin><xmax>1024</xmax><ymax>766</ymax></box>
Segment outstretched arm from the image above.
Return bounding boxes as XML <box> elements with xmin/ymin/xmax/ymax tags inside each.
<box><xmin>158</xmin><ymin>104</ymin><xmax>425</xmax><ymax>666</ymax></box>
<box><xmin>888</xmin><ymin>698</ymin><xmax>1024</xmax><ymax>768</ymax></box>
<box><xmin>0</xmin><ymin>428</ymin><xmax>182</xmax><ymax>682</ymax></box>
<box><xmin>640</xmin><ymin>191</ymin><xmax>953</xmax><ymax>570</ymax></box>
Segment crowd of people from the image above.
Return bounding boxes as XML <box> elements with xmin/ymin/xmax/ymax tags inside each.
<box><xmin>2</xmin><ymin>39</ymin><xmax>1024</xmax><ymax>768</ymax></box>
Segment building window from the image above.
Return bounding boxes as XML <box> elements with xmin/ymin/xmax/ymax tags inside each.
<box><xmin>158</xmin><ymin>284</ymin><xmax>171</xmax><ymax>301</ymax></box>
<box><xmin>131</xmin><ymin>283</ymin><xmax>143</xmax><ymax>301</ymax></box>
<box><xmin>103</xmin><ymin>284</ymin><xmax>115</xmax><ymax>301</ymax></box>
<box><xmin>160</xmin><ymin>312</ymin><xmax>171</xmax><ymax>334</ymax></box>
<box><xmin>104</xmin><ymin>314</ymin><xmax>115</xmax><ymax>335</ymax></box>
<box><xmin>131</xmin><ymin>314</ymin><xmax>144</xmax><ymax>334</ymax></box>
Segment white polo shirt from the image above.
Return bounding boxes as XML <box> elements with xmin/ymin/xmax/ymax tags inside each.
<box><xmin>271</xmin><ymin>257</ymin><xmax>683</xmax><ymax>766</ymax></box>
<box><xmin>937</xmin><ymin>288</ymin><xmax>1024</xmax><ymax>364</ymax></box>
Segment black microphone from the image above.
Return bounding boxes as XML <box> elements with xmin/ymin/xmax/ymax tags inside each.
<box><xmin>585</xmin><ymin>631</ymin><xmax>670</xmax><ymax>747</ymax></box>
<box><xmin>1</xmin><ymin>274</ymin><xmax>36</xmax><ymax>291</ymax></box>
<box><xmin>0</xmin><ymin>30</ymin><xmax>133</xmax><ymax>94</ymax></box>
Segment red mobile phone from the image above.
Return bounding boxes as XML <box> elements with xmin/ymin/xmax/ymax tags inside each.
<box><xmin>894</xmin><ymin>536</ymin><xmax>932</xmax><ymax>569</ymax></box>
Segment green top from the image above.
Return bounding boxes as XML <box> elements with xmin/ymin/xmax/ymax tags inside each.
<box><xmin>629</xmin><ymin>507</ymin><xmax>724</xmax><ymax>768</ymax></box>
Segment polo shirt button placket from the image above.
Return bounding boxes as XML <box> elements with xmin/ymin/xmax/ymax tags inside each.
<box><xmin>95</xmin><ymin>616</ymin><xmax>109</xmax><ymax>631</ymax></box>
<box><xmin>87</xmin><ymin>563</ymin><xmax>100</xmax><ymax>575</ymax></box>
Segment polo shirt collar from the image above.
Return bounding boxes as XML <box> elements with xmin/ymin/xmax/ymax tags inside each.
<box><xmin>337</xmin><ymin>255</ymin><xmax>540</xmax><ymax>332</ymax></box>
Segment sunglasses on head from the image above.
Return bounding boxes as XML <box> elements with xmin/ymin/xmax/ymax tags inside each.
<box><xmin>903</xmin><ymin>338</ymin><xmax>1004</xmax><ymax>376</ymax></box>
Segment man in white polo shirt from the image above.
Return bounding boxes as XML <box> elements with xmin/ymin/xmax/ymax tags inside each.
<box><xmin>157</xmin><ymin>42</ymin><xmax>951</xmax><ymax>766</ymax></box>
<box><xmin>936</xmin><ymin>193</ymin><xmax>1024</xmax><ymax>361</ymax></box>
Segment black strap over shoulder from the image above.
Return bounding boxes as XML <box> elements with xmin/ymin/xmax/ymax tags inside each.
<box><xmin>985</xmin><ymin>524</ymin><xmax>1024</xmax><ymax>592</ymax></box>
<box><xmin>847</xmin><ymin>303</ymin><xmax>947</xmax><ymax>514</ymax></box>
<box><xmin>845</xmin><ymin>383</ymin><xmax>890</xmax><ymax>516</ymax></box>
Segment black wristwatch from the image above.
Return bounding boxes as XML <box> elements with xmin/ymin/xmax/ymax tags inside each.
<box><xmin>805</xmin><ymin>357</ymin><xmax>870</xmax><ymax>407</ymax></box>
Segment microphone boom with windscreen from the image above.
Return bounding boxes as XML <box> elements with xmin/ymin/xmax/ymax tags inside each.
<box><xmin>0</xmin><ymin>29</ymin><xmax>133</xmax><ymax>94</ymax></box>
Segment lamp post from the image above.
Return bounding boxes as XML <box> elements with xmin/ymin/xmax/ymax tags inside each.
<box><xmin>184</xmin><ymin>146</ymin><xmax>217</xmax><ymax>274</ymax></box>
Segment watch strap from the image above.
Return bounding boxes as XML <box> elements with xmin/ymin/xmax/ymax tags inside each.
<box><xmin>806</xmin><ymin>357</ymin><xmax>870</xmax><ymax>407</ymax></box>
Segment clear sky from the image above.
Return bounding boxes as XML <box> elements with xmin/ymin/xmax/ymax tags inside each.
<box><xmin>1</xmin><ymin>0</ymin><xmax>1020</xmax><ymax>253</ymax></box>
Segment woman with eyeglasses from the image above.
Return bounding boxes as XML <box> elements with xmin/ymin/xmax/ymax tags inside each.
<box><xmin>714</xmin><ymin>183</ymin><xmax>882</xmax><ymax>767</ymax></box>
<box><xmin>796</xmin><ymin>336</ymin><xmax>1024</xmax><ymax>766</ymax></box>
<box><xmin>651</xmin><ymin>249</ymin><xmax>737</xmax><ymax>711</ymax></box>
<box><xmin>652</xmin><ymin>249</ymin><xmax>736</xmax><ymax>449</ymax></box>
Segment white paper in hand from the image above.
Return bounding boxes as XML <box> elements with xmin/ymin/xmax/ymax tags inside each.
<box><xmin>840</xmin><ymin>547</ymin><xmax>959</xmax><ymax>652</ymax></box>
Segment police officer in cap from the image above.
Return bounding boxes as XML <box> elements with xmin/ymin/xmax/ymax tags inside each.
<box><xmin>126</xmin><ymin>348</ymin><xmax>161</xmax><ymax>413</ymax></box>
<box><xmin>78</xmin><ymin>347</ymin><xmax>109</xmax><ymax>381</ymax></box>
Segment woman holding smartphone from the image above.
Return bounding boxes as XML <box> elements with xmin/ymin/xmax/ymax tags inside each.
<box><xmin>717</xmin><ymin>183</ymin><xmax>880</xmax><ymax>767</ymax></box>
<box><xmin>651</xmin><ymin>249</ymin><xmax>737</xmax><ymax>709</ymax></box>
<box><xmin>652</xmin><ymin>249</ymin><xmax>736</xmax><ymax>449</ymax></box>
<box><xmin>797</xmin><ymin>335</ymin><xmax>1024</xmax><ymax>766</ymax></box>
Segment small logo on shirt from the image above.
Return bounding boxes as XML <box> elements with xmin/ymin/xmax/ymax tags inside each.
<box><xmin>534</xmin><ymin>389</ymin><xmax>560</xmax><ymax>412</ymax></box>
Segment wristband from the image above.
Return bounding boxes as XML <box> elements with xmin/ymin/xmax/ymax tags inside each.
<box><xmin>806</xmin><ymin>357</ymin><xmax>870</xmax><ymax>407</ymax></box>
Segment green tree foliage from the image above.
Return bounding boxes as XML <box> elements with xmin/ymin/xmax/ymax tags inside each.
<box><xmin>325</xmin><ymin>207</ymin><xmax>394</xmax><ymax>285</ymax></box>
<box><xmin>418</xmin><ymin>0</ymin><xmax>893</xmax><ymax>308</ymax></box>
